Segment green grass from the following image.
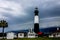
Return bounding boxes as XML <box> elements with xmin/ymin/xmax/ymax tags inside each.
<box><xmin>1</xmin><ymin>37</ymin><xmax>60</xmax><ymax>40</ymax></box>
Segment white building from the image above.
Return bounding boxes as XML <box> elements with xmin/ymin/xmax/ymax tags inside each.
<box><xmin>27</xmin><ymin>32</ymin><xmax>36</xmax><ymax>38</ymax></box>
<box><xmin>6</xmin><ymin>32</ymin><xmax>15</xmax><ymax>39</ymax></box>
<box><xmin>49</xmin><ymin>32</ymin><xmax>60</xmax><ymax>38</ymax></box>
<box><xmin>49</xmin><ymin>28</ymin><xmax>60</xmax><ymax>38</ymax></box>
<box><xmin>49</xmin><ymin>34</ymin><xmax>54</xmax><ymax>38</ymax></box>
<box><xmin>27</xmin><ymin>28</ymin><xmax>37</xmax><ymax>38</ymax></box>
<box><xmin>18</xmin><ymin>33</ymin><xmax>24</xmax><ymax>38</ymax></box>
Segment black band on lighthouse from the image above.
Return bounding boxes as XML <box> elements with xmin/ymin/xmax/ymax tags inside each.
<box><xmin>34</xmin><ymin>10</ymin><xmax>38</xmax><ymax>15</ymax></box>
<box><xmin>34</xmin><ymin>23</ymin><xmax>39</xmax><ymax>33</ymax></box>
<box><xmin>34</xmin><ymin>8</ymin><xmax>39</xmax><ymax>15</ymax></box>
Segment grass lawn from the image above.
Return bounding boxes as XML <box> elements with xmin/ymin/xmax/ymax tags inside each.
<box><xmin>1</xmin><ymin>37</ymin><xmax>60</xmax><ymax>40</ymax></box>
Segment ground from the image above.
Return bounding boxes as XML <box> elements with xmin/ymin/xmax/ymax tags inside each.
<box><xmin>1</xmin><ymin>37</ymin><xmax>60</xmax><ymax>40</ymax></box>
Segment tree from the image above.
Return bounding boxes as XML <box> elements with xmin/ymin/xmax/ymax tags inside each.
<box><xmin>0</xmin><ymin>20</ymin><xmax>8</xmax><ymax>39</ymax></box>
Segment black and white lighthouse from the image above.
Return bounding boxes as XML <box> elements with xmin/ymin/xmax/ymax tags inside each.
<box><xmin>34</xmin><ymin>8</ymin><xmax>40</xmax><ymax>33</ymax></box>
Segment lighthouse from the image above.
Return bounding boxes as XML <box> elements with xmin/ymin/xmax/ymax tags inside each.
<box><xmin>34</xmin><ymin>8</ymin><xmax>40</xmax><ymax>33</ymax></box>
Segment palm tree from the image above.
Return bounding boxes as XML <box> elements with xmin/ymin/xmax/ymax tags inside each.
<box><xmin>0</xmin><ymin>20</ymin><xmax>8</xmax><ymax>39</ymax></box>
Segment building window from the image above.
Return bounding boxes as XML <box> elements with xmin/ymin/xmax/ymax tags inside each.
<box><xmin>20</xmin><ymin>33</ymin><xmax>23</xmax><ymax>36</ymax></box>
<box><xmin>29</xmin><ymin>34</ymin><xmax>35</xmax><ymax>36</ymax></box>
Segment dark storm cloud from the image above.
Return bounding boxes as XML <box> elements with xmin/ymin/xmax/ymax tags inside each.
<box><xmin>4</xmin><ymin>2</ymin><xmax>60</xmax><ymax>31</ymax></box>
<box><xmin>0</xmin><ymin>0</ymin><xmax>60</xmax><ymax>32</ymax></box>
<box><xmin>2</xmin><ymin>13</ymin><xmax>31</xmax><ymax>25</ymax></box>
<box><xmin>39</xmin><ymin>5</ymin><xmax>60</xmax><ymax>18</ymax></box>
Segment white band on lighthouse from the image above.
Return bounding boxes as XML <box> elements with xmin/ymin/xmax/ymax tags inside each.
<box><xmin>34</xmin><ymin>15</ymin><xmax>39</xmax><ymax>23</ymax></box>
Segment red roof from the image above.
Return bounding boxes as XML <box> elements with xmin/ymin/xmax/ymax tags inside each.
<box><xmin>37</xmin><ymin>32</ymin><xmax>43</xmax><ymax>35</ymax></box>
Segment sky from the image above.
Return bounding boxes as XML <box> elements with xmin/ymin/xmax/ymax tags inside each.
<box><xmin>0</xmin><ymin>0</ymin><xmax>60</xmax><ymax>32</ymax></box>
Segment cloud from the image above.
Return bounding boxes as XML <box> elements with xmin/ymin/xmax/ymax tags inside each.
<box><xmin>40</xmin><ymin>16</ymin><xmax>60</xmax><ymax>28</ymax></box>
<box><xmin>4</xmin><ymin>16</ymin><xmax>60</xmax><ymax>32</ymax></box>
<box><xmin>0</xmin><ymin>0</ymin><xmax>60</xmax><ymax>32</ymax></box>
<box><xmin>5</xmin><ymin>21</ymin><xmax>34</xmax><ymax>32</ymax></box>
<box><xmin>0</xmin><ymin>0</ymin><xmax>27</xmax><ymax>18</ymax></box>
